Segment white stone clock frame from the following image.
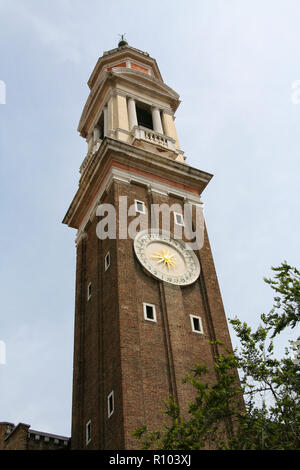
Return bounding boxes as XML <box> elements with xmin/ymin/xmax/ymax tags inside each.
<box><xmin>133</xmin><ymin>229</ymin><xmax>201</xmax><ymax>286</ymax></box>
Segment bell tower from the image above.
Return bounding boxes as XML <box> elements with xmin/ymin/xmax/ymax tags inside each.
<box><xmin>63</xmin><ymin>40</ymin><xmax>234</xmax><ymax>450</ymax></box>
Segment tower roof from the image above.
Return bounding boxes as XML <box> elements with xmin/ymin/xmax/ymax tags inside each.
<box><xmin>87</xmin><ymin>42</ymin><xmax>163</xmax><ymax>89</ymax></box>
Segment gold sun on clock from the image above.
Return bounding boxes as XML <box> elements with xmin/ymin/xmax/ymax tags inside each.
<box><xmin>151</xmin><ymin>249</ymin><xmax>176</xmax><ymax>270</ymax></box>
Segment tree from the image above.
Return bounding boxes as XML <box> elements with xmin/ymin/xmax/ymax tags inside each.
<box><xmin>133</xmin><ymin>262</ymin><xmax>300</xmax><ymax>450</ymax></box>
<box><xmin>262</xmin><ymin>262</ymin><xmax>300</xmax><ymax>337</ymax></box>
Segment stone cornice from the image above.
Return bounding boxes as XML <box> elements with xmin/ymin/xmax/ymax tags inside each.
<box><xmin>112</xmin><ymin>68</ymin><xmax>179</xmax><ymax>99</ymax></box>
<box><xmin>74</xmin><ymin>166</ymin><xmax>205</xmax><ymax>245</ymax></box>
<box><xmin>62</xmin><ymin>137</ymin><xmax>213</xmax><ymax>229</ymax></box>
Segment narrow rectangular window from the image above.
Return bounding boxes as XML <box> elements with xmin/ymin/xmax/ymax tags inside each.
<box><xmin>105</xmin><ymin>251</ymin><xmax>110</xmax><ymax>271</ymax></box>
<box><xmin>87</xmin><ymin>283</ymin><xmax>92</xmax><ymax>300</ymax></box>
<box><xmin>190</xmin><ymin>315</ymin><xmax>204</xmax><ymax>334</ymax></box>
<box><xmin>108</xmin><ymin>391</ymin><xmax>114</xmax><ymax>418</ymax></box>
<box><xmin>143</xmin><ymin>303</ymin><xmax>157</xmax><ymax>322</ymax></box>
<box><xmin>86</xmin><ymin>420</ymin><xmax>91</xmax><ymax>446</ymax></box>
<box><xmin>174</xmin><ymin>212</ymin><xmax>184</xmax><ymax>226</ymax></box>
<box><xmin>135</xmin><ymin>200</ymin><xmax>146</xmax><ymax>214</ymax></box>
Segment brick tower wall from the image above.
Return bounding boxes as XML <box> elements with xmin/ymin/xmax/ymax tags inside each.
<box><xmin>71</xmin><ymin>177</ymin><xmax>234</xmax><ymax>450</ymax></box>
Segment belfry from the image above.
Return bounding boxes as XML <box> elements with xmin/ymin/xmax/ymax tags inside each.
<box><xmin>63</xmin><ymin>40</ymin><xmax>235</xmax><ymax>450</ymax></box>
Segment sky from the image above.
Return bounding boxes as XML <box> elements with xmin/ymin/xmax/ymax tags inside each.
<box><xmin>0</xmin><ymin>0</ymin><xmax>299</xmax><ymax>437</ymax></box>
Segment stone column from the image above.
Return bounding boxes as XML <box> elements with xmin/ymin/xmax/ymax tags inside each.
<box><xmin>103</xmin><ymin>106</ymin><xmax>108</xmax><ymax>137</ymax></box>
<box><xmin>107</xmin><ymin>96</ymin><xmax>114</xmax><ymax>137</ymax></box>
<box><xmin>151</xmin><ymin>106</ymin><xmax>163</xmax><ymax>134</ymax></box>
<box><xmin>115</xmin><ymin>94</ymin><xmax>129</xmax><ymax>142</ymax></box>
<box><xmin>116</xmin><ymin>94</ymin><xmax>129</xmax><ymax>131</ymax></box>
<box><xmin>162</xmin><ymin>111</ymin><xmax>180</xmax><ymax>149</ymax></box>
<box><xmin>93</xmin><ymin>126</ymin><xmax>100</xmax><ymax>142</ymax></box>
<box><xmin>128</xmin><ymin>97</ymin><xmax>138</xmax><ymax>130</ymax></box>
<box><xmin>87</xmin><ymin>133</ymin><xmax>93</xmax><ymax>153</ymax></box>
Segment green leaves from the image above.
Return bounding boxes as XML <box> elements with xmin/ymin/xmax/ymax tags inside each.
<box><xmin>262</xmin><ymin>262</ymin><xmax>300</xmax><ymax>337</ymax></box>
<box><xmin>133</xmin><ymin>262</ymin><xmax>300</xmax><ymax>450</ymax></box>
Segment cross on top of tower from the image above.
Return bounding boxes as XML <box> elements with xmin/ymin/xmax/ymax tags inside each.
<box><xmin>118</xmin><ymin>33</ymin><xmax>128</xmax><ymax>48</ymax></box>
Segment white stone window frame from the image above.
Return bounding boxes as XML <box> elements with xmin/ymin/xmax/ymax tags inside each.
<box><xmin>190</xmin><ymin>315</ymin><xmax>204</xmax><ymax>334</ymax></box>
<box><xmin>86</xmin><ymin>420</ymin><xmax>91</xmax><ymax>446</ymax></box>
<box><xmin>134</xmin><ymin>199</ymin><xmax>146</xmax><ymax>214</ymax></box>
<box><xmin>174</xmin><ymin>211</ymin><xmax>184</xmax><ymax>227</ymax></box>
<box><xmin>143</xmin><ymin>303</ymin><xmax>157</xmax><ymax>323</ymax></box>
<box><xmin>108</xmin><ymin>391</ymin><xmax>114</xmax><ymax>418</ymax></box>
<box><xmin>87</xmin><ymin>282</ymin><xmax>92</xmax><ymax>301</ymax></box>
<box><xmin>105</xmin><ymin>251</ymin><xmax>111</xmax><ymax>271</ymax></box>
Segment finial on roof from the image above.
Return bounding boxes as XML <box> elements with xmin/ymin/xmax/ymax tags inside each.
<box><xmin>118</xmin><ymin>33</ymin><xmax>128</xmax><ymax>47</ymax></box>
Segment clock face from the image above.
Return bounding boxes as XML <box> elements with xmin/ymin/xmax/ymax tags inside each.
<box><xmin>134</xmin><ymin>229</ymin><xmax>200</xmax><ymax>286</ymax></box>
